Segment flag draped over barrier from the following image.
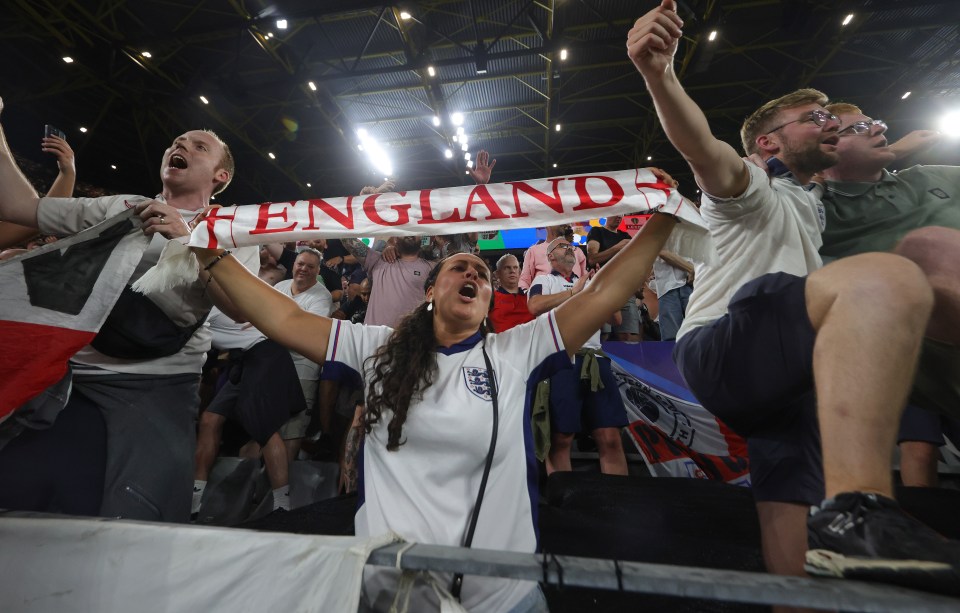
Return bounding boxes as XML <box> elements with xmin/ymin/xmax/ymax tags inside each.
<box><xmin>0</xmin><ymin>210</ymin><xmax>149</xmax><ymax>421</ymax></box>
<box><xmin>604</xmin><ymin>341</ymin><xmax>751</xmax><ymax>486</ymax></box>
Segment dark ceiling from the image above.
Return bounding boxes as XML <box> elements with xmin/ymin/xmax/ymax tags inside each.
<box><xmin>2</xmin><ymin>0</ymin><xmax>959</xmax><ymax>205</ymax></box>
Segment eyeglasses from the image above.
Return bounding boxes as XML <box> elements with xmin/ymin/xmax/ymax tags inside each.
<box><xmin>549</xmin><ymin>242</ymin><xmax>574</xmax><ymax>254</ymax></box>
<box><xmin>765</xmin><ymin>109</ymin><xmax>839</xmax><ymax>135</ymax></box>
<box><xmin>838</xmin><ymin>119</ymin><xmax>887</xmax><ymax>136</ymax></box>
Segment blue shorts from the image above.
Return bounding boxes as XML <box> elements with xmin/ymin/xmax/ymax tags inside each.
<box><xmin>898</xmin><ymin>404</ymin><xmax>960</xmax><ymax>446</ymax></box>
<box><xmin>674</xmin><ymin>272</ymin><xmax>824</xmax><ymax>505</ymax></box>
<box><xmin>549</xmin><ymin>354</ymin><xmax>628</xmax><ymax>433</ymax></box>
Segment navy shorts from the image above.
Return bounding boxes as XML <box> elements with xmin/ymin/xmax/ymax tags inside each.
<box><xmin>674</xmin><ymin>272</ymin><xmax>824</xmax><ymax>505</ymax></box>
<box><xmin>898</xmin><ymin>404</ymin><xmax>960</xmax><ymax>446</ymax></box>
<box><xmin>207</xmin><ymin>339</ymin><xmax>306</xmax><ymax>446</ymax></box>
<box><xmin>549</xmin><ymin>354</ymin><xmax>628</xmax><ymax>433</ymax></box>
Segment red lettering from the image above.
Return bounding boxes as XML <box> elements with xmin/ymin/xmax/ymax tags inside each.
<box><xmin>301</xmin><ymin>198</ymin><xmax>355</xmax><ymax>231</ymax></box>
<box><xmin>418</xmin><ymin>189</ymin><xmax>463</xmax><ymax>225</ymax></box>
<box><xmin>571</xmin><ymin>176</ymin><xmax>624</xmax><ymax>211</ymax></box>
<box><xmin>463</xmin><ymin>185</ymin><xmax>510</xmax><ymax>221</ymax></box>
<box><xmin>200</xmin><ymin>206</ymin><xmax>236</xmax><ymax>249</ymax></box>
<box><xmin>363</xmin><ymin>193</ymin><xmax>411</xmax><ymax>227</ymax></box>
<box><xmin>250</xmin><ymin>203</ymin><xmax>297</xmax><ymax>235</ymax></box>
<box><xmin>506</xmin><ymin>179</ymin><xmax>566</xmax><ymax>218</ymax></box>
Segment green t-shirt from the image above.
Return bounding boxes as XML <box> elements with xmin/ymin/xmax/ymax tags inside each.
<box><xmin>820</xmin><ymin>165</ymin><xmax>960</xmax><ymax>259</ymax></box>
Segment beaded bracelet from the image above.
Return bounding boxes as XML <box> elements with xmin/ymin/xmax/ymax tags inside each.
<box><xmin>203</xmin><ymin>250</ymin><xmax>232</xmax><ymax>272</ymax></box>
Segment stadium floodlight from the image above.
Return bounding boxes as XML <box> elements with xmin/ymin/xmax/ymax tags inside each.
<box><xmin>938</xmin><ymin>110</ymin><xmax>960</xmax><ymax>137</ymax></box>
<box><xmin>708</xmin><ymin>30</ymin><xmax>717</xmax><ymax>41</ymax></box>
<box><xmin>276</xmin><ymin>19</ymin><xmax>288</xmax><ymax>30</ymax></box>
<box><xmin>842</xmin><ymin>14</ymin><xmax>853</xmax><ymax>26</ymax></box>
<box><xmin>451</xmin><ymin>112</ymin><xmax>464</xmax><ymax>126</ymax></box>
<box><xmin>444</xmin><ymin>149</ymin><xmax>453</xmax><ymax>159</ymax></box>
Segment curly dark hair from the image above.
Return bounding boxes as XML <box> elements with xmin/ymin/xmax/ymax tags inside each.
<box><xmin>363</xmin><ymin>255</ymin><xmax>494</xmax><ymax>450</ymax></box>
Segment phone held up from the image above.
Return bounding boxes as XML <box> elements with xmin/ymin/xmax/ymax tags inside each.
<box><xmin>44</xmin><ymin>124</ymin><xmax>67</xmax><ymax>140</ymax></box>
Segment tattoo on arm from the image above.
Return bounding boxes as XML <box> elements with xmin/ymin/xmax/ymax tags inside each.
<box><xmin>341</xmin><ymin>423</ymin><xmax>363</xmax><ymax>494</ymax></box>
<box><xmin>340</xmin><ymin>238</ymin><xmax>369</xmax><ymax>262</ymax></box>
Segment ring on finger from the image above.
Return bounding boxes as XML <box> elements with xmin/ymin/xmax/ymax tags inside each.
<box><xmin>159</xmin><ymin>215</ymin><xmax>166</xmax><ymax>224</ymax></box>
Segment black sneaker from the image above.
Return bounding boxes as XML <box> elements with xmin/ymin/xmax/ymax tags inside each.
<box><xmin>805</xmin><ymin>492</ymin><xmax>960</xmax><ymax>595</ymax></box>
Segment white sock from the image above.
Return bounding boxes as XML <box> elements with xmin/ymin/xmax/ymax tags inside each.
<box><xmin>192</xmin><ymin>480</ymin><xmax>207</xmax><ymax>514</ymax></box>
<box><xmin>272</xmin><ymin>485</ymin><xmax>290</xmax><ymax>511</ymax></box>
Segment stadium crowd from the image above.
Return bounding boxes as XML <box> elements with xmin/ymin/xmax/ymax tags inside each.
<box><xmin>1</xmin><ymin>1</ymin><xmax>959</xmax><ymax>611</ymax></box>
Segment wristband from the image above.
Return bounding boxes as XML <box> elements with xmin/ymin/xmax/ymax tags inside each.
<box><xmin>204</xmin><ymin>250</ymin><xmax>232</xmax><ymax>272</ymax></box>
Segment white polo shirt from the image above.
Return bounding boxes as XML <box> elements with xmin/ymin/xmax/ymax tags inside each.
<box><xmin>324</xmin><ymin>314</ymin><xmax>570</xmax><ymax>612</ymax></box>
<box><xmin>528</xmin><ymin>271</ymin><xmax>601</xmax><ymax>350</ymax></box>
<box><xmin>273</xmin><ymin>279</ymin><xmax>333</xmax><ymax>380</ymax></box>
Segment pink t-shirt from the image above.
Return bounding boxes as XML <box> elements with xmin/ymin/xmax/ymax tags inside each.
<box><xmin>362</xmin><ymin>250</ymin><xmax>435</xmax><ymax>327</ymax></box>
<box><xmin>519</xmin><ymin>241</ymin><xmax>587</xmax><ymax>290</ymax></box>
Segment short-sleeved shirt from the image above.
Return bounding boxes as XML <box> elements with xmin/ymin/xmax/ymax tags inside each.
<box><xmin>586</xmin><ymin>225</ymin><xmax>632</xmax><ymax>267</ymax></box>
<box><xmin>362</xmin><ymin>251</ymin><xmax>434</xmax><ymax>327</ymax></box>
<box><xmin>36</xmin><ymin>194</ymin><xmax>260</xmax><ymax>375</ymax></box>
<box><xmin>273</xmin><ymin>279</ymin><xmax>333</xmax><ymax>380</ymax></box>
<box><xmin>277</xmin><ymin>248</ymin><xmax>342</xmax><ymax>292</ymax></box>
<box><xmin>490</xmin><ymin>287</ymin><xmax>534</xmax><ymax>332</ymax></box>
<box><xmin>821</xmin><ymin>165</ymin><xmax>960</xmax><ymax>259</ymax></box>
<box><xmin>324</xmin><ymin>315</ymin><xmax>570</xmax><ymax>612</ymax></box>
<box><xmin>529</xmin><ymin>271</ymin><xmax>600</xmax><ymax>349</ymax></box>
<box><xmin>519</xmin><ymin>240</ymin><xmax>587</xmax><ymax>290</ymax></box>
<box><xmin>650</xmin><ymin>256</ymin><xmax>690</xmax><ymax>297</ymax></box>
<box><xmin>677</xmin><ymin>162</ymin><xmax>825</xmax><ymax>338</ymax></box>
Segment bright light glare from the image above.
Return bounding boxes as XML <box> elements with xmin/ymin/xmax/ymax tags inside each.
<box><xmin>647</xmin><ymin>155</ymin><xmax>652</xmax><ymax>161</ymax></box>
<box><xmin>452</xmin><ymin>135</ymin><xmax>460</xmax><ymax>143</ymax></box>
<box><xmin>427</xmin><ymin>66</ymin><xmax>436</xmax><ymax>77</ymax></box>
<box><xmin>356</xmin><ymin>131</ymin><xmax>392</xmax><ymax>175</ymax></box>
<box><xmin>79</xmin><ymin>127</ymin><xmax>88</xmax><ymax>133</ymax></box>
<box><xmin>456</xmin><ymin>126</ymin><xmax>465</xmax><ymax>136</ymax></box>
<box><xmin>276</xmin><ymin>19</ymin><xmax>287</xmax><ymax>30</ymax></box>
<box><xmin>444</xmin><ymin>149</ymin><xmax>453</xmax><ymax>159</ymax></box>
<box><xmin>308</xmin><ymin>81</ymin><xmax>317</xmax><ymax>91</ymax></box>
<box><xmin>268</xmin><ymin>152</ymin><xmax>276</xmax><ymax>160</ymax></box>
<box><xmin>938</xmin><ymin>111</ymin><xmax>960</xmax><ymax>137</ymax></box>
<box><xmin>842</xmin><ymin>14</ymin><xmax>853</xmax><ymax>26</ymax></box>
<box><xmin>141</xmin><ymin>51</ymin><xmax>152</xmax><ymax>58</ymax></box>
<box><xmin>111</xmin><ymin>164</ymin><xmax>117</xmax><ymax>169</ymax></box>
<box><xmin>555</xmin><ymin>123</ymin><xmax>561</xmax><ymax>132</ymax></box>
<box><xmin>552</xmin><ymin>163</ymin><xmax>557</xmax><ymax>168</ymax></box>
<box><xmin>560</xmin><ymin>48</ymin><xmax>568</xmax><ymax>61</ymax></box>
<box><xmin>306</xmin><ymin>183</ymin><xmax>312</xmax><ymax>187</ymax></box>
<box><xmin>461</xmin><ymin>142</ymin><xmax>468</xmax><ymax>152</ymax></box>
<box><xmin>465</xmin><ymin>152</ymin><xmax>471</xmax><ymax>160</ymax></box>
<box><xmin>62</xmin><ymin>56</ymin><xmax>74</xmax><ymax>63</ymax></box>
<box><xmin>901</xmin><ymin>91</ymin><xmax>911</xmax><ymax>100</ymax></box>
<box><xmin>400</xmin><ymin>11</ymin><xmax>411</xmax><ymax>20</ymax></box>
<box><xmin>708</xmin><ymin>30</ymin><xmax>717</xmax><ymax>41</ymax></box>
<box><xmin>461</xmin><ymin>134</ymin><xmax>469</xmax><ymax>145</ymax></box>
<box><xmin>199</xmin><ymin>95</ymin><xmax>209</xmax><ymax>104</ymax></box>
<box><xmin>451</xmin><ymin>112</ymin><xmax>464</xmax><ymax>126</ymax></box>
<box><xmin>467</xmin><ymin>160</ymin><xmax>474</xmax><ymax>168</ymax></box>
<box><xmin>432</xmin><ymin>115</ymin><xmax>441</xmax><ymax>126</ymax></box>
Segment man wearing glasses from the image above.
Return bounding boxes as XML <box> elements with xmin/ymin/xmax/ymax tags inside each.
<box><xmin>628</xmin><ymin>0</ymin><xmax>959</xmax><ymax>595</ymax></box>
<box><xmin>528</xmin><ymin>237</ymin><xmax>629</xmax><ymax>476</ymax></box>
<box><xmin>819</xmin><ymin>103</ymin><xmax>960</xmax><ymax>492</ymax></box>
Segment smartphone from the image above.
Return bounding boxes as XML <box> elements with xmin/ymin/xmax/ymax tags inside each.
<box><xmin>44</xmin><ymin>124</ymin><xmax>66</xmax><ymax>140</ymax></box>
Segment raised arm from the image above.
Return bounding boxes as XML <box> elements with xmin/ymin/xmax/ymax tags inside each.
<box><xmin>555</xmin><ymin>214</ymin><xmax>677</xmax><ymax>354</ymax></box>
<box><xmin>0</xmin><ymin>98</ymin><xmax>42</xmax><ymax>226</ymax></box>
<box><xmin>192</xmin><ymin>247</ymin><xmax>332</xmax><ymax>364</ymax></box>
<box><xmin>339</xmin><ymin>237</ymin><xmax>369</xmax><ymax>266</ymax></box>
<box><xmin>43</xmin><ymin>135</ymin><xmax>76</xmax><ymax>198</ymax></box>
<box><xmin>527</xmin><ymin>274</ymin><xmax>588</xmax><ymax>317</ymax></box>
<box><xmin>627</xmin><ymin>1</ymin><xmax>749</xmax><ymax>198</ymax></box>
<box><xmin>888</xmin><ymin>130</ymin><xmax>940</xmax><ymax>161</ymax></box>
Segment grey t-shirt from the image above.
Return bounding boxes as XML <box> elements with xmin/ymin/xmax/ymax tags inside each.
<box><xmin>362</xmin><ymin>249</ymin><xmax>434</xmax><ymax>328</ymax></box>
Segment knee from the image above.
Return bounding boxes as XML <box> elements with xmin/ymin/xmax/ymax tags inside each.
<box><xmin>551</xmin><ymin>433</ymin><xmax>574</xmax><ymax>451</ymax></box>
<box><xmin>841</xmin><ymin>253</ymin><xmax>934</xmax><ymax>314</ymax></box>
<box><xmin>593</xmin><ymin>428</ymin><xmax>623</xmax><ymax>452</ymax></box>
<box><xmin>895</xmin><ymin>226</ymin><xmax>960</xmax><ymax>287</ymax></box>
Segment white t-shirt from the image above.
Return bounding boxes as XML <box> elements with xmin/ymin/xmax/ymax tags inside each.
<box><xmin>324</xmin><ymin>314</ymin><xmax>570</xmax><ymax>613</ymax></box>
<box><xmin>37</xmin><ymin>194</ymin><xmax>260</xmax><ymax>375</ymax></box>
<box><xmin>273</xmin><ymin>279</ymin><xmax>333</xmax><ymax>380</ymax></box>
<box><xmin>208</xmin><ymin>307</ymin><xmax>263</xmax><ymax>351</ymax></box>
<box><xmin>528</xmin><ymin>272</ymin><xmax>601</xmax><ymax>350</ymax></box>
<box><xmin>650</xmin><ymin>256</ymin><xmax>690</xmax><ymax>297</ymax></box>
<box><xmin>677</xmin><ymin>163</ymin><xmax>825</xmax><ymax>338</ymax></box>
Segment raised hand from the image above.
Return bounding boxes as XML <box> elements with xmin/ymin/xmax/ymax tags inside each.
<box><xmin>136</xmin><ymin>199</ymin><xmax>192</xmax><ymax>240</ymax></box>
<box><xmin>626</xmin><ymin>0</ymin><xmax>684</xmax><ymax>79</ymax></box>
<box><xmin>648</xmin><ymin>166</ymin><xmax>679</xmax><ymax>188</ymax></box>
<box><xmin>41</xmin><ymin>135</ymin><xmax>76</xmax><ymax>175</ymax></box>
<box><xmin>467</xmin><ymin>150</ymin><xmax>497</xmax><ymax>185</ymax></box>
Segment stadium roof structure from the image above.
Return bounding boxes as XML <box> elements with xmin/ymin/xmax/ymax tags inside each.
<box><xmin>2</xmin><ymin>0</ymin><xmax>958</xmax><ymax>204</ymax></box>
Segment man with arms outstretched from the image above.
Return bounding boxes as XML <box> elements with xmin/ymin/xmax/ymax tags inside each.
<box><xmin>627</xmin><ymin>0</ymin><xmax>959</xmax><ymax>595</ymax></box>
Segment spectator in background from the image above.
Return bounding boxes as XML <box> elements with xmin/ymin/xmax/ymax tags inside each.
<box><xmin>258</xmin><ymin>245</ymin><xmax>287</xmax><ymax>286</ymax></box>
<box><xmin>265</xmin><ymin>241</ymin><xmax>343</xmax><ymax>301</ymax></box>
<box><xmin>333</xmin><ymin>277</ymin><xmax>371</xmax><ymax>324</ymax></box>
<box><xmin>341</xmin><ymin>236</ymin><xmax>433</xmax><ymax>328</ymax></box>
<box><xmin>528</xmin><ymin>238</ymin><xmax>629</xmax><ymax>476</ymax></box>
<box><xmin>519</xmin><ymin>224</ymin><xmax>587</xmax><ymax>291</ymax></box>
<box><xmin>489</xmin><ymin>254</ymin><xmax>534</xmax><ymax>332</ymax></box>
<box><xmin>650</xmin><ymin>251</ymin><xmax>695</xmax><ymax>341</ymax></box>
<box><xmin>587</xmin><ymin>216</ymin><xmax>641</xmax><ymax>341</ymax></box>
<box><xmin>0</xmin><ymin>128</ymin><xmax>76</xmax><ymax>249</ymax></box>
<box><xmin>272</xmin><ymin>248</ymin><xmax>334</xmax><ymax>462</ymax></box>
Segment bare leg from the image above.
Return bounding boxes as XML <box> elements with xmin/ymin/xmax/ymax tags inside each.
<box><xmin>805</xmin><ymin>253</ymin><xmax>933</xmax><ymax>498</ymax></box>
<box><xmin>284</xmin><ymin>438</ymin><xmax>302</xmax><ymax>463</ymax></box>
<box><xmin>194</xmin><ymin>411</ymin><xmax>225</xmax><ymax>481</ymax></box>
<box><xmin>316</xmin><ymin>379</ymin><xmax>339</xmax><ymax>435</ymax></box>
<box><xmin>894</xmin><ymin>227</ymin><xmax>960</xmax><ymax>345</ymax></box>
<box><xmin>262</xmin><ymin>432</ymin><xmax>289</xmax><ymax>490</ymax></box>
<box><xmin>899</xmin><ymin>441</ymin><xmax>940</xmax><ymax>488</ymax></box>
<box><xmin>238</xmin><ymin>440</ymin><xmax>261</xmax><ymax>460</ymax></box>
<box><xmin>593</xmin><ymin>427</ymin><xmax>628</xmax><ymax>475</ymax></box>
<box><xmin>547</xmin><ymin>432</ymin><xmax>574</xmax><ymax>474</ymax></box>
<box><xmin>757</xmin><ymin>501</ymin><xmax>828</xmax><ymax>613</ymax></box>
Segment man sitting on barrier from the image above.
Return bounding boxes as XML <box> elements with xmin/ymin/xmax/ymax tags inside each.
<box><xmin>628</xmin><ymin>0</ymin><xmax>960</xmax><ymax>595</ymax></box>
